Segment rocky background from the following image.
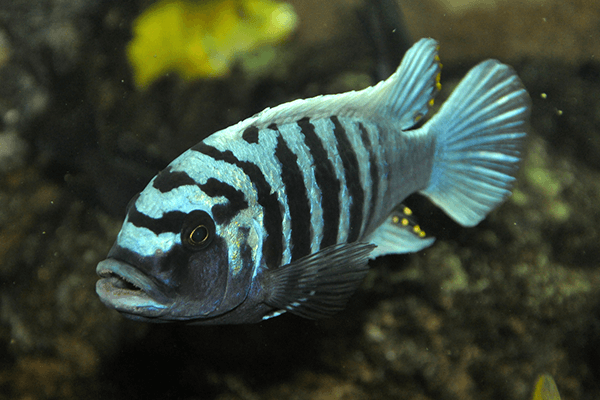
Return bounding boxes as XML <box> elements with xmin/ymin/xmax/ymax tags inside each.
<box><xmin>0</xmin><ymin>0</ymin><xmax>599</xmax><ymax>399</ymax></box>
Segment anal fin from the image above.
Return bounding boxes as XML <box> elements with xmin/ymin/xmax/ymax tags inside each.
<box><xmin>264</xmin><ymin>242</ymin><xmax>376</xmax><ymax>319</ymax></box>
<box><xmin>366</xmin><ymin>204</ymin><xmax>435</xmax><ymax>258</ymax></box>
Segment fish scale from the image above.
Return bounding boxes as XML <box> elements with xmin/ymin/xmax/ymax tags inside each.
<box><xmin>96</xmin><ymin>38</ymin><xmax>530</xmax><ymax>324</ymax></box>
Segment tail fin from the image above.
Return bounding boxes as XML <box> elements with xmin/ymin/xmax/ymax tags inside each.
<box><xmin>420</xmin><ymin>60</ymin><xmax>530</xmax><ymax>227</ymax></box>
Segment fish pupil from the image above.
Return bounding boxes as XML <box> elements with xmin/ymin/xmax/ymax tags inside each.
<box><xmin>190</xmin><ymin>225</ymin><xmax>209</xmax><ymax>245</ymax></box>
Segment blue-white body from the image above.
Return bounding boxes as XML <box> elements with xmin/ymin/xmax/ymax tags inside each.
<box><xmin>96</xmin><ymin>39</ymin><xmax>530</xmax><ymax>324</ymax></box>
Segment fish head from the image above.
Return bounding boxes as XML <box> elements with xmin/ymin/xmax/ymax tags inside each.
<box><xmin>96</xmin><ymin>166</ymin><xmax>264</xmax><ymax>323</ymax></box>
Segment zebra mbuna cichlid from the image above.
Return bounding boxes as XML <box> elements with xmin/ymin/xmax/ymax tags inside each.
<box><xmin>96</xmin><ymin>38</ymin><xmax>530</xmax><ymax>324</ymax></box>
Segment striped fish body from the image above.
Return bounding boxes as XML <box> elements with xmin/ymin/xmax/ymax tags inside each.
<box><xmin>96</xmin><ymin>38</ymin><xmax>530</xmax><ymax>324</ymax></box>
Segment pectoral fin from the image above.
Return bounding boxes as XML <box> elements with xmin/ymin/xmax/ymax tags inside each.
<box><xmin>264</xmin><ymin>242</ymin><xmax>376</xmax><ymax>319</ymax></box>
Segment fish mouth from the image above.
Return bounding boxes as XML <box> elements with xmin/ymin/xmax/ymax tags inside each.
<box><xmin>96</xmin><ymin>258</ymin><xmax>172</xmax><ymax>318</ymax></box>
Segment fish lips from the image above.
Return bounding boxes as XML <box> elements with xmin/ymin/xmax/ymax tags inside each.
<box><xmin>96</xmin><ymin>258</ymin><xmax>172</xmax><ymax>318</ymax></box>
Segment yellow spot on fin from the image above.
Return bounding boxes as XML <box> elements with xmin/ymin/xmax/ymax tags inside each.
<box><xmin>532</xmin><ymin>374</ymin><xmax>561</xmax><ymax>400</ymax></box>
<box><xmin>390</xmin><ymin>204</ymin><xmax>426</xmax><ymax>237</ymax></box>
<box><xmin>435</xmin><ymin>67</ymin><xmax>442</xmax><ymax>92</ymax></box>
<box><xmin>127</xmin><ymin>0</ymin><xmax>298</xmax><ymax>88</ymax></box>
<box><xmin>428</xmin><ymin>56</ymin><xmax>442</xmax><ymax>106</ymax></box>
<box><xmin>368</xmin><ymin>202</ymin><xmax>435</xmax><ymax>257</ymax></box>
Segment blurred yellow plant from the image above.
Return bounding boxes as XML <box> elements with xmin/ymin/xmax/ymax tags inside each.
<box><xmin>127</xmin><ymin>0</ymin><xmax>298</xmax><ymax>88</ymax></box>
<box><xmin>532</xmin><ymin>374</ymin><xmax>561</xmax><ymax>400</ymax></box>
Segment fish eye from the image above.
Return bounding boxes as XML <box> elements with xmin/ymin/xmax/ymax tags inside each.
<box><xmin>182</xmin><ymin>211</ymin><xmax>215</xmax><ymax>250</ymax></box>
<box><xmin>189</xmin><ymin>225</ymin><xmax>209</xmax><ymax>246</ymax></box>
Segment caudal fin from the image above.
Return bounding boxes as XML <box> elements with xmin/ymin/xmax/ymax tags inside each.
<box><xmin>420</xmin><ymin>60</ymin><xmax>530</xmax><ymax>227</ymax></box>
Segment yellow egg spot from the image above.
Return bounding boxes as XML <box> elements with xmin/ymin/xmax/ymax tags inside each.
<box><xmin>401</xmin><ymin>218</ymin><xmax>409</xmax><ymax>226</ymax></box>
<box><xmin>419</xmin><ymin>231</ymin><xmax>426</xmax><ymax>237</ymax></box>
<box><xmin>413</xmin><ymin>225</ymin><xmax>421</xmax><ymax>233</ymax></box>
<box><xmin>403</xmin><ymin>207</ymin><xmax>412</xmax><ymax>216</ymax></box>
<box><xmin>435</xmin><ymin>70</ymin><xmax>442</xmax><ymax>91</ymax></box>
<box><xmin>392</xmin><ymin>215</ymin><xmax>400</xmax><ymax>224</ymax></box>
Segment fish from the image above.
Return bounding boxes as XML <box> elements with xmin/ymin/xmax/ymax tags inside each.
<box><xmin>96</xmin><ymin>38</ymin><xmax>530</xmax><ymax>324</ymax></box>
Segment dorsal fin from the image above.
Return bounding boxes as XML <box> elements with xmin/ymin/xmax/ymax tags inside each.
<box><xmin>235</xmin><ymin>38</ymin><xmax>441</xmax><ymax>130</ymax></box>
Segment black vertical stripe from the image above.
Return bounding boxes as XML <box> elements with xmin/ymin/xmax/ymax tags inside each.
<box><xmin>331</xmin><ymin>116</ymin><xmax>364</xmax><ymax>242</ymax></box>
<box><xmin>199</xmin><ymin>178</ymin><xmax>249</xmax><ymax>224</ymax></box>
<box><xmin>297</xmin><ymin>117</ymin><xmax>340</xmax><ymax>249</ymax></box>
<box><xmin>128</xmin><ymin>207</ymin><xmax>187</xmax><ymax>235</ymax></box>
<box><xmin>358</xmin><ymin>122</ymin><xmax>379</xmax><ymax>233</ymax></box>
<box><xmin>242</xmin><ymin>126</ymin><xmax>259</xmax><ymax>144</ymax></box>
<box><xmin>273</xmin><ymin>128</ymin><xmax>311</xmax><ymax>261</ymax></box>
<box><xmin>153</xmin><ymin>167</ymin><xmax>197</xmax><ymax>193</ymax></box>
<box><xmin>191</xmin><ymin>143</ymin><xmax>283</xmax><ymax>269</ymax></box>
<box><xmin>153</xmin><ymin>167</ymin><xmax>248</xmax><ymax>225</ymax></box>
